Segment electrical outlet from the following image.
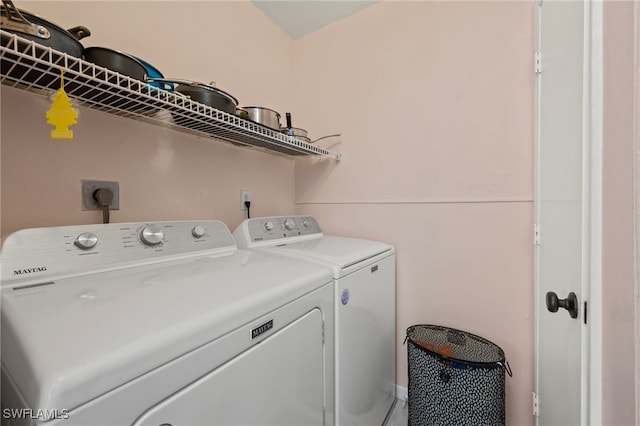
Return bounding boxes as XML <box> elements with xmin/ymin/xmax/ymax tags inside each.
<box><xmin>240</xmin><ymin>190</ymin><xmax>251</xmax><ymax>210</ymax></box>
<box><xmin>82</xmin><ymin>180</ymin><xmax>120</xmax><ymax>210</ymax></box>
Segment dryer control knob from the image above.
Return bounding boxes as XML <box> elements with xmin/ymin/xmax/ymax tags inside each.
<box><xmin>140</xmin><ymin>225</ymin><xmax>164</xmax><ymax>246</ymax></box>
<box><xmin>302</xmin><ymin>218</ymin><xmax>310</xmax><ymax>228</ymax></box>
<box><xmin>74</xmin><ymin>232</ymin><xmax>98</xmax><ymax>250</ymax></box>
<box><xmin>264</xmin><ymin>221</ymin><xmax>274</xmax><ymax>231</ymax></box>
<box><xmin>191</xmin><ymin>225</ymin><xmax>206</xmax><ymax>238</ymax></box>
<box><xmin>283</xmin><ymin>218</ymin><xmax>295</xmax><ymax>230</ymax></box>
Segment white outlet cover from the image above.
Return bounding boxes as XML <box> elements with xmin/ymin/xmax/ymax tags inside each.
<box><xmin>240</xmin><ymin>190</ymin><xmax>251</xmax><ymax>210</ymax></box>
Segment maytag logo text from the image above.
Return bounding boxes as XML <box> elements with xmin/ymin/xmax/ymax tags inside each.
<box><xmin>13</xmin><ymin>266</ymin><xmax>47</xmax><ymax>276</ymax></box>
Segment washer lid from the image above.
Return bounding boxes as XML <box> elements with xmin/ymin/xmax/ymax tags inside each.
<box><xmin>1</xmin><ymin>250</ymin><xmax>331</xmax><ymax>413</ymax></box>
<box><xmin>268</xmin><ymin>235</ymin><xmax>393</xmax><ymax>276</ymax></box>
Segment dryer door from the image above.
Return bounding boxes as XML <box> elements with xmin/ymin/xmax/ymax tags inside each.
<box><xmin>134</xmin><ymin>309</ymin><xmax>325</xmax><ymax>426</ymax></box>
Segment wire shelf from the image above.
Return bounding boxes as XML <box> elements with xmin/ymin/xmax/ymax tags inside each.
<box><xmin>0</xmin><ymin>30</ymin><xmax>342</xmax><ymax>161</ymax></box>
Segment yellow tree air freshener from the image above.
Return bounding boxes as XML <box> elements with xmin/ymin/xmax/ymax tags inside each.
<box><xmin>46</xmin><ymin>68</ymin><xmax>78</xmax><ymax>139</ymax></box>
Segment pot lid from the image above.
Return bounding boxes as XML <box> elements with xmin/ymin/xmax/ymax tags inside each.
<box><xmin>149</xmin><ymin>78</ymin><xmax>238</xmax><ymax>106</ymax></box>
<box><xmin>176</xmin><ymin>81</ymin><xmax>238</xmax><ymax>105</ymax></box>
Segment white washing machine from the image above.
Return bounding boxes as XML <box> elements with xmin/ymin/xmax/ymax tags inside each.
<box><xmin>1</xmin><ymin>220</ymin><xmax>334</xmax><ymax>426</ymax></box>
<box><xmin>233</xmin><ymin>216</ymin><xmax>396</xmax><ymax>426</ymax></box>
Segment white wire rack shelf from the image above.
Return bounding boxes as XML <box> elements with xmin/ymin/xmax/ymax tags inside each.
<box><xmin>0</xmin><ymin>30</ymin><xmax>342</xmax><ymax>161</ymax></box>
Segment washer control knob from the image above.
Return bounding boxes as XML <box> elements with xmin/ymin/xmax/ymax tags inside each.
<box><xmin>74</xmin><ymin>232</ymin><xmax>98</xmax><ymax>250</ymax></box>
<box><xmin>283</xmin><ymin>218</ymin><xmax>295</xmax><ymax>231</ymax></box>
<box><xmin>302</xmin><ymin>218</ymin><xmax>310</xmax><ymax>228</ymax></box>
<box><xmin>140</xmin><ymin>225</ymin><xmax>164</xmax><ymax>246</ymax></box>
<box><xmin>191</xmin><ymin>225</ymin><xmax>206</xmax><ymax>238</ymax></box>
<box><xmin>264</xmin><ymin>221</ymin><xmax>274</xmax><ymax>231</ymax></box>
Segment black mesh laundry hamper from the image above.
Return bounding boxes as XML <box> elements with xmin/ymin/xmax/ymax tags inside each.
<box><xmin>406</xmin><ymin>325</ymin><xmax>511</xmax><ymax>426</ymax></box>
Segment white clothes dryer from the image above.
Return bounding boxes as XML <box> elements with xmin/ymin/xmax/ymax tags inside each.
<box><xmin>1</xmin><ymin>220</ymin><xmax>334</xmax><ymax>426</ymax></box>
<box><xmin>233</xmin><ymin>216</ymin><xmax>396</xmax><ymax>426</ymax></box>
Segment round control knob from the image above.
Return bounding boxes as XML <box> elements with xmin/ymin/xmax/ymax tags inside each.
<box><xmin>283</xmin><ymin>218</ymin><xmax>295</xmax><ymax>231</ymax></box>
<box><xmin>264</xmin><ymin>221</ymin><xmax>274</xmax><ymax>231</ymax></box>
<box><xmin>302</xmin><ymin>218</ymin><xmax>310</xmax><ymax>228</ymax></box>
<box><xmin>74</xmin><ymin>232</ymin><xmax>98</xmax><ymax>250</ymax></box>
<box><xmin>191</xmin><ymin>225</ymin><xmax>206</xmax><ymax>238</ymax></box>
<box><xmin>140</xmin><ymin>225</ymin><xmax>164</xmax><ymax>246</ymax></box>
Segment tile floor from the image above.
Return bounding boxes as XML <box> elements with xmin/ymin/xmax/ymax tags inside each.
<box><xmin>385</xmin><ymin>399</ymin><xmax>408</xmax><ymax>426</ymax></box>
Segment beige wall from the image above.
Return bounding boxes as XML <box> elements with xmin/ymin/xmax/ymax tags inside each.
<box><xmin>636</xmin><ymin>2</ymin><xmax>640</xmax><ymax>421</ymax></box>
<box><xmin>602</xmin><ymin>2</ymin><xmax>638</xmax><ymax>425</ymax></box>
<box><xmin>2</xmin><ymin>1</ymin><xmax>637</xmax><ymax>425</ymax></box>
<box><xmin>1</xmin><ymin>3</ymin><xmax>535</xmax><ymax>424</ymax></box>
<box><xmin>1</xmin><ymin>1</ymin><xmax>296</xmax><ymax>237</ymax></box>
<box><xmin>293</xmin><ymin>2</ymin><xmax>534</xmax><ymax>425</ymax></box>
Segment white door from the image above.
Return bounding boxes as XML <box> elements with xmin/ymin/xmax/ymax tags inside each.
<box><xmin>534</xmin><ymin>0</ymin><xmax>600</xmax><ymax>424</ymax></box>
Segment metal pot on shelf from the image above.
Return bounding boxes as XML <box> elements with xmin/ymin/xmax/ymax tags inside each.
<box><xmin>133</xmin><ymin>56</ymin><xmax>173</xmax><ymax>91</ymax></box>
<box><xmin>146</xmin><ymin>77</ymin><xmax>239</xmax><ymax>131</ymax></box>
<box><xmin>287</xmin><ymin>130</ymin><xmax>310</xmax><ymax>143</ymax></box>
<box><xmin>241</xmin><ymin>106</ymin><xmax>281</xmax><ymax>130</ymax></box>
<box><xmin>83</xmin><ymin>47</ymin><xmax>146</xmax><ymax>79</ymax></box>
<box><xmin>280</xmin><ymin>113</ymin><xmax>341</xmax><ymax>144</ymax></box>
<box><xmin>80</xmin><ymin>47</ymin><xmax>169</xmax><ymax>112</ymax></box>
<box><xmin>148</xmin><ymin>78</ymin><xmax>238</xmax><ymax>114</ymax></box>
<box><xmin>83</xmin><ymin>47</ymin><xmax>174</xmax><ymax>93</ymax></box>
<box><xmin>282</xmin><ymin>112</ymin><xmax>309</xmax><ymax>141</ymax></box>
<box><xmin>1</xmin><ymin>0</ymin><xmax>90</xmax><ymax>57</ymax></box>
<box><xmin>235</xmin><ymin>107</ymin><xmax>249</xmax><ymax>119</ymax></box>
<box><xmin>1</xmin><ymin>0</ymin><xmax>90</xmax><ymax>87</ymax></box>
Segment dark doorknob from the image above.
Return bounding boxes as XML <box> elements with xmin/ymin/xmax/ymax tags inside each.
<box><xmin>546</xmin><ymin>291</ymin><xmax>579</xmax><ymax>319</ymax></box>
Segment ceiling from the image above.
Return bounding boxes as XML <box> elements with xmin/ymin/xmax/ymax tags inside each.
<box><xmin>251</xmin><ymin>1</ymin><xmax>379</xmax><ymax>39</ymax></box>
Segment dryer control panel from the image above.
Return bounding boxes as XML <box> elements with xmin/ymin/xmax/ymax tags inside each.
<box><xmin>234</xmin><ymin>216</ymin><xmax>322</xmax><ymax>248</ymax></box>
<box><xmin>1</xmin><ymin>220</ymin><xmax>236</xmax><ymax>286</ymax></box>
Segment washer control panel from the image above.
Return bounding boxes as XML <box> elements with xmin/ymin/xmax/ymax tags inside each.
<box><xmin>235</xmin><ymin>216</ymin><xmax>322</xmax><ymax>247</ymax></box>
<box><xmin>1</xmin><ymin>220</ymin><xmax>236</xmax><ymax>286</ymax></box>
